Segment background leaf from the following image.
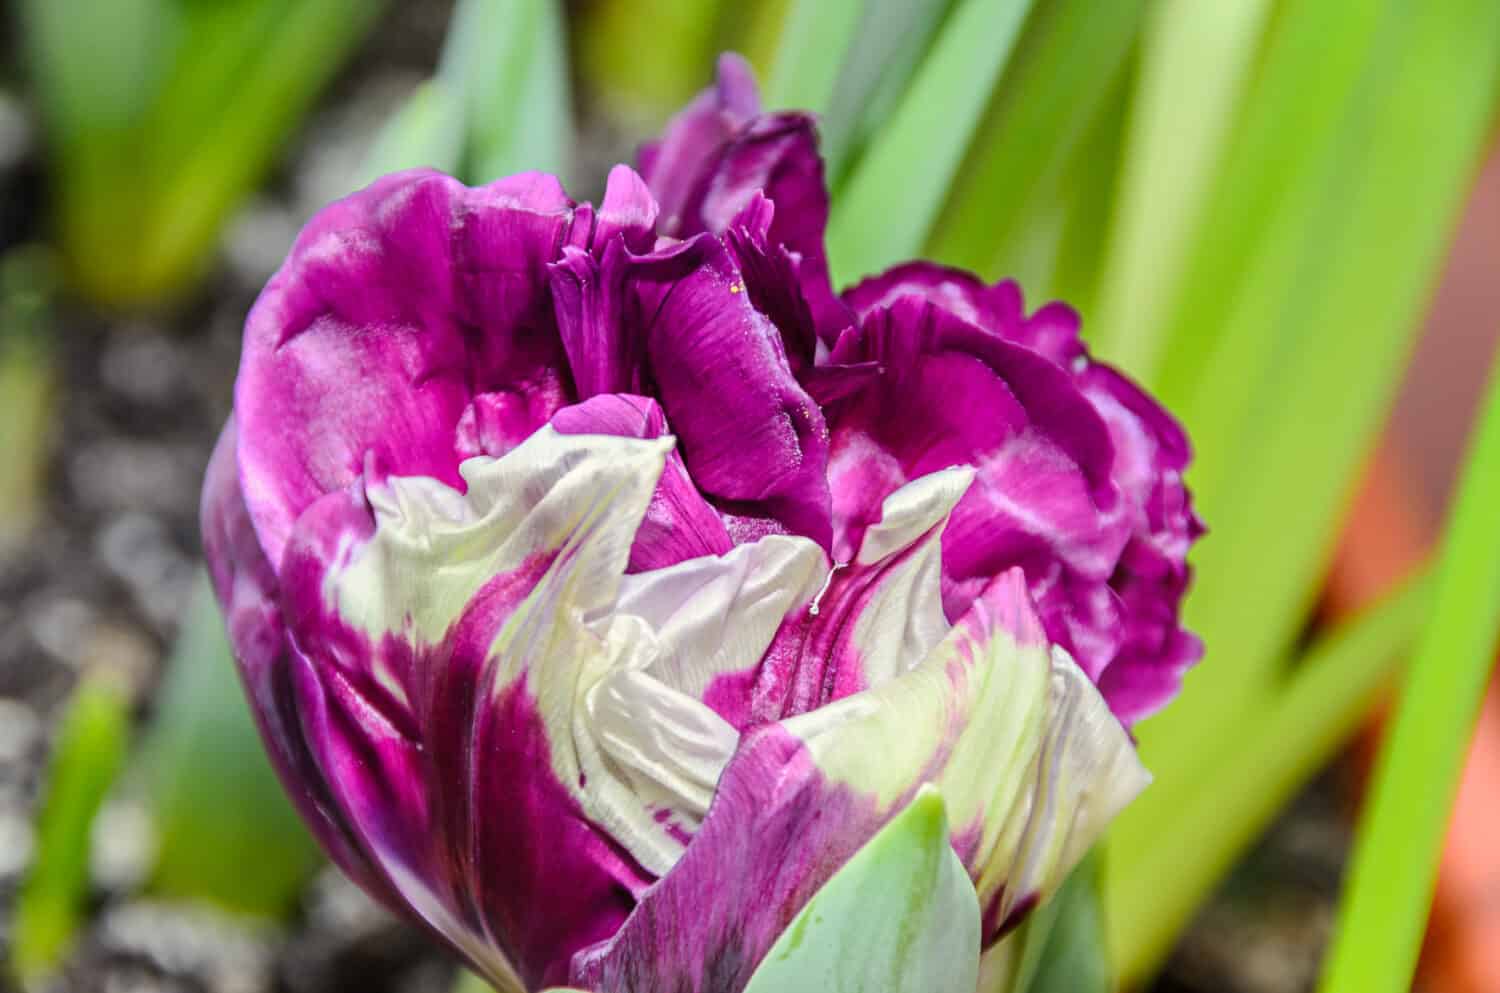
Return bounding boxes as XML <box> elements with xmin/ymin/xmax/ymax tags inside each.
<box><xmin>144</xmin><ymin>575</ymin><xmax>323</xmax><ymax>916</ymax></box>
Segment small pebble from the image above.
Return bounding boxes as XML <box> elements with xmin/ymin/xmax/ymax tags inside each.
<box><xmin>97</xmin><ymin>901</ymin><xmax>278</xmax><ymax>993</ymax></box>
<box><xmin>95</xmin><ymin>513</ymin><xmax>194</xmax><ymax>632</ymax></box>
<box><xmin>27</xmin><ymin>596</ymin><xmax>98</xmax><ymax>667</ymax></box>
<box><xmin>0</xmin><ymin>807</ymin><xmax>36</xmax><ymax>879</ymax></box>
<box><xmin>92</xmin><ymin>796</ymin><xmax>158</xmax><ymax>893</ymax></box>
<box><xmin>0</xmin><ymin>696</ymin><xmax>43</xmax><ymax>763</ymax></box>
<box><xmin>100</xmin><ymin>335</ymin><xmax>188</xmax><ymax>408</ymax></box>
<box><xmin>70</xmin><ymin>443</ymin><xmax>196</xmax><ymax>516</ymax></box>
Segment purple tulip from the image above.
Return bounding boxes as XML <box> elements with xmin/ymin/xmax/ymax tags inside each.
<box><xmin>203</xmin><ymin>55</ymin><xmax>1197</xmax><ymax>993</ymax></box>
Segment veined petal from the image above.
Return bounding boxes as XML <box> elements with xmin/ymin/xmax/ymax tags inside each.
<box><xmin>641</xmin><ymin>55</ymin><xmax>845</xmax><ymax>347</ymax></box>
<box><xmin>782</xmin><ymin>567</ymin><xmax>1147</xmax><ymax>935</ymax></box>
<box><xmin>638</xmin><ymin>53</ymin><xmax>759</xmax><ymax>236</ymax></box>
<box><xmin>836</xmin><ymin>264</ymin><xmax>1202</xmax><ymax>722</ymax></box>
<box><xmin>630</xmin><ymin>234</ymin><xmax>832</xmax><ymax>548</ymax></box>
<box><xmin>277</xmin><ymin>425</ymin><xmax>676</xmax><ymax>989</ymax></box>
<box><xmin>707</xmin><ymin>467</ymin><xmax>968</xmax><ymax>730</ymax></box>
<box><xmin>236</xmin><ymin>169</ymin><xmax>581</xmax><ymax>566</ymax></box>
<box><xmin>201</xmin><ymin>420</ymin><xmax>399</xmax><ymax>908</ymax></box>
<box><xmin>741</xmin><ymin>787</ymin><xmax>980</xmax><ymax>993</ymax></box>
<box><xmin>826</xmin><ymin>296</ymin><xmax>1131</xmax><ymax>688</ymax></box>
<box><xmin>572</xmin><ymin>569</ymin><xmax>1145</xmax><ymax>993</ymax></box>
<box><xmin>576</xmin><ymin>532</ymin><xmax>829</xmax><ymax>871</ymax></box>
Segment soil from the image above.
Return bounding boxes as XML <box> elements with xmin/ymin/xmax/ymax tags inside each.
<box><xmin>0</xmin><ymin>6</ymin><xmax>1351</xmax><ymax>991</ymax></box>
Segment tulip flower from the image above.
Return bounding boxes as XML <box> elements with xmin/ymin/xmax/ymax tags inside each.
<box><xmin>203</xmin><ymin>56</ymin><xmax>1198</xmax><ymax>993</ymax></box>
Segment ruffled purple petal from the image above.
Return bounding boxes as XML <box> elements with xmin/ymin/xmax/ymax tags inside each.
<box><xmin>235</xmin><ymin>169</ymin><xmax>582</xmax><ymax>566</ymax></box>
<box><xmin>627</xmin><ymin>233</ymin><xmax>833</xmax><ymax>549</ymax></box>
<box><xmin>640</xmin><ymin>54</ymin><xmax>847</xmax><ymax>346</ymax></box>
<box><xmin>573</xmin><ymin>569</ymin><xmax>1146</xmax><ymax>992</ymax></box>
<box><xmin>201</xmin><ymin>421</ymin><xmax>400</xmax><ymax>910</ymax></box>
<box><xmin>835</xmin><ymin>265</ymin><xmax>1202</xmax><ymax>721</ymax></box>
<box><xmin>638</xmin><ymin>53</ymin><xmax>759</xmax><ymax>235</ymax></box>
<box><xmin>825</xmin><ymin>296</ymin><xmax>1128</xmax><ymax>646</ymax></box>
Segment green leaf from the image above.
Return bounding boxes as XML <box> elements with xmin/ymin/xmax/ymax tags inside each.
<box><xmin>826</xmin><ymin>0</ymin><xmax>1035</xmax><ymax>288</ymax></box>
<box><xmin>355</xmin><ymin>79</ymin><xmax>467</xmax><ymax>188</ymax></box>
<box><xmin>762</xmin><ymin>0</ymin><xmax>867</xmax><ymax>116</ymax></box>
<box><xmin>144</xmin><ymin>574</ymin><xmax>323</xmax><ymax>917</ymax></box>
<box><xmin>446</xmin><ymin>0</ymin><xmax>573</xmax><ymax>184</ymax></box>
<box><xmin>1126</xmin><ymin>0</ymin><xmax>1500</xmax><ymax>831</ymax></box>
<box><xmin>924</xmin><ymin>0</ymin><xmax>1149</xmax><ymax>281</ymax></box>
<box><xmin>26</xmin><ymin>0</ymin><xmax>381</xmax><ymax>306</ymax></box>
<box><xmin>11</xmin><ymin>675</ymin><xmax>132</xmax><ymax>984</ymax></box>
<box><xmin>978</xmin><ymin>852</ymin><xmax>1109</xmax><ymax>993</ymax></box>
<box><xmin>1022</xmin><ymin>854</ymin><xmax>1109</xmax><ymax>993</ymax></box>
<box><xmin>741</xmin><ymin>787</ymin><xmax>981</xmax><ymax>993</ymax></box>
<box><xmin>18</xmin><ymin>0</ymin><xmax>170</xmax><ymax>138</ymax></box>
<box><xmin>818</xmin><ymin>0</ymin><xmax>954</xmax><ymax>183</ymax></box>
<box><xmin>0</xmin><ymin>249</ymin><xmax>58</xmax><ymax>552</ymax></box>
<box><xmin>577</xmin><ymin>0</ymin><xmax>727</xmax><ymax>125</ymax></box>
<box><xmin>1318</xmin><ymin>357</ymin><xmax>1500</xmax><ymax>992</ymax></box>
<box><xmin>1088</xmin><ymin>0</ymin><xmax>1276</xmax><ymax>376</ymax></box>
<box><xmin>133</xmin><ymin>0</ymin><xmax>384</xmax><ymax>301</ymax></box>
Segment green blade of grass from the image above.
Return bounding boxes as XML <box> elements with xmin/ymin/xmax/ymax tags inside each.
<box><xmin>11</xmin><ymin>676</ymin><xmax>132</xmax><ymax>984</ymax></box>
<box><xmin>825</xmin><ymin>0</ymin><xmax>1035</xmax><ymax>288</ymax></box>
<box><xmin>1087</xmin><ymin>0</ymin><xmax>1276</xmax><ymax>377</ymax></box>
<box><xmin>1130</xmin><ymin>0</ymin><xmax>1500</xmax><ymax>798</ymax></box>
<box><xmin>130</xmin><ymin>0</ymin><xmax>383</xmax><ymax>303</ymax></box>
<box><xmin>0</xmin><ymin>248</ymin><xmax>59</xmax><ymax>552</ymax></box>
<box><xmin>354</xmin><ymin>79</ymin><xmax>467</xmax><ymax>187</ymax></box>
<box><xmin>577</xmin><ymin>0</ymin><xmax>727</xmax><ymax>126</ymax></box>
<box><xmin>922</xmin><ymin>0</ymin><xmax>1148</xmax><ymax>282</ymax></box>
<box><xmin>815</xmin><ymin>0</ymin><xmax>954</xmax><ymax>183</ymax></box>
<box><xmin>1108</xmin><ymin>568</ymin><xmax>1431</xmax><ymax>984</ymax></box>
<box><xmin>1318</xmin><ymin>351</ymin><xmax>1500</xmax><ymax>993</ymax></box>
<box><xmin>1011</xmin><ymin>49</ymin><xmax>1134</xmax><ymax>314</ymax></box>
<box><xmin>18</xmin><ymin>0</ymin><xmax>174</xmax><ymax>302</ymax></box>
<box><xmin>446</xmin><ymin>0</ymin><xmax>574</xmax><ymax>184</ymax></box>
<box><xmin>762</xmin><ymin>0</ymin><xmax>867</xmax><ymax>115</ymax></box>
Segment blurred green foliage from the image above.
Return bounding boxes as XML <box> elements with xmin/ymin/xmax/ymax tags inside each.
<box><xmin>360</xmin><ymin>0</ymin><xmax>573</xmax><ymax>188</ymax></box>
<box><xmin>0</xmin><ymin>248</ymin><xmax>58</xmax><ymax>552</ymax></box>
<box><xmin>12</xmin><ymin>675</ymin><xmax>131</xmax><ymax>985</ymax></box>
<box><xmin>19</xmin><ymin>0</ymin><xmax>382</xmax><ymax>308</ymax></box>
<box><xmin>144</xmin><ymin>575</ymin><xmax>323</xmax><ymax>918</ymax></box>
<box><xmin>1319</xmin><ymin>351</ymin><xmax>1500</xmax><ymax>993</ymax></box>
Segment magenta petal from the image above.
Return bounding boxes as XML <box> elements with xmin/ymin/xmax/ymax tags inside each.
<box><xmin>551</xmin><ymin>241</ymin><xmax>644</xmax><ymax>399</ymax></box>
<box><xmin>695</xmin><ymin>113</ymin><xmax>843</xmax><ymax>338</ymax></box>
<box><xmin>201</xmin><ymin>422</ymin><xmax>400</xmax><ymax>910</ymax></box>
<box><xmin>640</xmin><ymin>55</ymin><xmax>847</xmax><ymax>346</ymax></box>
<box><xmin>594</xmin><ymin>164</ymin><xmax>661</xmax><ymax>254</ymax></box>
<box><xmin>639</xmin><ymin>53</ymin><xmax>760</xmax><ymax>236</ymax></box>
<box><xmin>722</xmin><ymin>193</ymin><xmax>818</xmax><ymax>372</ymax></box>
<box><xmin>827</xmin><ymin>297</ymin><xmax>1126</xmax><ymax>597</ymax></box>
<box><xmin>271</xmin><ymin>429</ymin><xmax>677</xmax><ymax>989</ymax></box>
<box><xmin>833</xmin><ymin>265</ymin><xmax>1202</xmax><ymax>721</ymax></box>
<box><xmin>553</xmin><ymin>394</ymin><xmax>734</xmax><ymax>571</ymax></box>
<box><xmin>235</xmin><ymin>169</ymin><xmax>579</xmax><ymax>565</ymax></box>
<box><xmin>571</xmin><ymin>726</ymin><xmax>875</xmax><ymax>993</ymax></box>
<box><xmin>631</xmin><ymin>234</ymin><xmax>833</xmax><ymax>549</ymax></box>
